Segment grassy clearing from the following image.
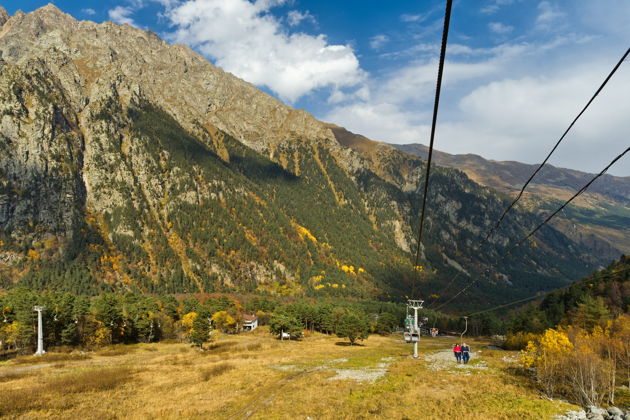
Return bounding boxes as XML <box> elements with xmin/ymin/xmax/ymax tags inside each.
<box><xmin>199</xmin><ymin>362</ymin><xmax>235</xmax><ymax>381</ymax></box>
<box><xmin>0</xmin><ymin>370</ymin><xmax>31</xmax><ymax>383</ymax></box>
<box><xmin>10</xmin><ymin>352</ymin><xmax>91</xmax><ymax>364</ymax></box>
<box><xmin>0</xmin><ymin>366</ymin><xmax>135</xmax><ymax>417</ymax></box>
<box><xmin>0</xmin><ymin>330</ymin><xmax>577</xmax><ymax>419</ymax></box>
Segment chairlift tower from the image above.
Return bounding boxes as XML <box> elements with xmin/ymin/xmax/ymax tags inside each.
<box><xmin>405</xmin><ymin>299</ymin><xmax>424</xmax><ymax>359</ymax></box>
<box><xmin>33</xmin><ymin>305</ymin><xmax>46</xmax><ymax>356</ymax></box>
<box><xmin>460</xmin><ymin>316</ymin><xmax>468</xmax><ymax>342</ymax></box>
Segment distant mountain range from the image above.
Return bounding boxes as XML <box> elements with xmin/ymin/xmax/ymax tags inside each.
<box><xmin>0</xmin><ymin>5</ymin><xmax>616</xmax><ymax>309</ymax></box>
<box><xmin>393</xmin><ymin>143</ymin><xmax>630</xmax><ymax>259</ymax></box>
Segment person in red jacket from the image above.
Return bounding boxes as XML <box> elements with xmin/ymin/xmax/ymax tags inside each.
<box><xmin>453</xmin><ymin>344</ymin><xmax>462</xmax><ymax>363</ymax></box>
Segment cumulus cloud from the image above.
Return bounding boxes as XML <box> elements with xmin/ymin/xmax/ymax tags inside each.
<box><xmin>326</xmin><ymin>102</ymin><xmax>430</xmax><ymax>144</ymax></box>
<box><xmin>108</xmin><ymin>6</ymin><xmax>137</xmax><ymax>26</ymax></box>
<box><xmin>440</xmin><ymin>65</ymin><xmax>630</xmax><ymax>175</ymax></box>
<box><xmin>323</xmin><ymin>36</ymin><xmax>630</xmax><ymax>175</ymax></box>
<box><xmin>369</xmin><ymin>34</ymin><xmax>389</xmax><ymax>51</ymax></box>
<box><xmin>488</xmin><ymin>22</ymin><xmax>514</xmax><ymax>34</ymax></box>
<box><xmin>287</xmin><ymin>10</ymin><xmax>315</xmax><ymax>26</ymax></box>
<box><xmin>82</xmin><ymin>8</ymin><xmax>96</xmax><ymax>16</ymax></box>
<box><xmin>165</xmin><ymin>0</ymin><xmax>365</xmax><ymax>103</ymax></box>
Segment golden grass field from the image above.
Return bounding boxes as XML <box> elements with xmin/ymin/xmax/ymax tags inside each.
<box><xmin>0</xmin><ymin>328</ymin><xmax>577</xmax><ymax>419</ymax></box>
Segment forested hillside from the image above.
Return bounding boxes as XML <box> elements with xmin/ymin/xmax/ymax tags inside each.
<box><xmin>0</xmin><ymin>5</ymin><xmax>608</xmax><ymax>308</ymax></box>
<box><xmin>395</xmin><ymin>143</ymin><xmax>630</xmax><ymax>260</ymax></box>
<box><xmin>537</xmin><ymin>254</ymin><xmax>629</xmax><ymax>328</ymax></box>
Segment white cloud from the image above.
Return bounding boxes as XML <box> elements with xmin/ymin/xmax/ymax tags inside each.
<box><xmin>369</xmin><ymin>34</ymin><xmax>389</xmax><ymax>51</ymax></box>
<box><xmin>488</xmin><ymin>22</ymin><xmax>514</xmax><ymax>34</ymax></box>
<box><xmin>440</xmin><ymin>65</ymin><xmax>630</xmax><ymax>175</ymax></box>
<box><xmin>480</xmin><ymin>5</ymin><xmax>499</xmax><ymax>15</ymax></box>
<box><xmin>322</xmin><ymin>34</ymin><xmax>630</xmax><ymax>176</ymax></box>
<box><xmin>165</xmin><ymin>0</ymin><xmax>365</xmax><ymax>103</ymax></box>
<box><xmin>287</xmin><ymin>10</ymin><xmax>315</xmax><ymax>26</ymax></box>
<box><xmin>536</xmin><ymin>1</ymin><xmax>565</xmax><ymax>29</ymax></box>
<box><xmin>480</xmin><ymin>0</ymin><xmax>514</xmax><ymax>15</ymax></box>
<box><xmin>108</xmin><ymin>6</ymin><xmax>137</xmax><ymax>26</ymax></box>
<box><xmin>82</xmin><ymin>8</ymin><xmax>96</xmax><ymax>16</ymax></box>
<box><xmin>401</xmin><ymin>13</ymin><xmax>427</xmax><ymax>23</ymax></box>
<box><xmin>326</xmin><ymin>102</ymin><xmax>430</xmax><ymax>144</ymax></box>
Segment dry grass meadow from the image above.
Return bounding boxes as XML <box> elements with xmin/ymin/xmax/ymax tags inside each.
<box><xmin>0</xmin><ymin>328</ymin><xmax>577</xmax><ymax>419</ymax></box>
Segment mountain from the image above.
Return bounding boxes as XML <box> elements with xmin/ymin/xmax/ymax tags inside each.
<box><xmin>0</xmin><ymin>5</ymin><xmax>607</xmax><ymax>309</ymax></box>
<box><xmin>393</xmin><ymin>143</ymin><xmax>630</xmax><ymax>260</ymax></box>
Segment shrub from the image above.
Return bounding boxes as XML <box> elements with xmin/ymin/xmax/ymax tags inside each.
<box><xmin>504</xmin><ymin>331</ymin><xmax>538</xmax><ymax>350</ymax></box>
<box><xmin>521</xmin><ymin>323</ymin><xmax>624</xmax><ymax>407</ymax></box>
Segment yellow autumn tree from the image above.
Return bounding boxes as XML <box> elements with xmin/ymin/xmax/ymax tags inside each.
<box><xmin>181</xmin><ymin>312</ymin><xmax>197</xmax><ymax>330</ymax></box>
<box><xmin>0</xmin><ymin>321</ymin><xmax>19</xmax><ymax>350</ymax></box>
<box><xmin>81</xmin><ymin>316</ymin><xmax>112</xmax><ymax>348</ymax></box>
<box><xmin>212</xmin><ymin>311</ymin><xmax>237</xmax><ymax>333</ymax></box>
<box><xmin>521</xmin><ymin>328</ymin><xmax>573</xmax><ymax>396</ymax></box>
<box><xmin>181</xmin><ymin>312</ymin><xmax>198</xmax><ymax>341</ymax></box>
<box><xmin>566</xmin><ymin>326</ymin><xmax>616</xmax><ymax>406</ymax></box>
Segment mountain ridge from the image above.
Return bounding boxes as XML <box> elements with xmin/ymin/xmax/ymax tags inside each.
<box><xmin>393</xmin><ymin>143</ymin><xmax>630</xmax><ymax>257</ymax></box>
<box><xmin>0</xmin><ymin>4</ymin><xmax>609</xmax><ymax>309</ymax></box>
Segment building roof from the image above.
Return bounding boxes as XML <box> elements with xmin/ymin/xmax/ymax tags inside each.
<box><xmin>242</xmin><ymin>314</ymin><xmax>257</xmax><ymax>321</ymax></box>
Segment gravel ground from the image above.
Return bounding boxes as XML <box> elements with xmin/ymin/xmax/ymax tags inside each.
<box><xmin>423</xmin><ymin>350</ymin><xmax>487</xmax><ymax>373</ymax></box>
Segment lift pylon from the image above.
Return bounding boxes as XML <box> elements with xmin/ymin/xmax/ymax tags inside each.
<box><xmin>404</xmin><ymin>299</ymin><xmax>424</xmax><ymax>358</ymax></box>
<box><xmin>33</xmin><ymin>306</ymin><xmax>46</xmax><ymax>356</ymax></box>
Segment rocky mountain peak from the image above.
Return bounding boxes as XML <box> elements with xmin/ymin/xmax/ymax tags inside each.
<box><xmin>0</xmin><ymin>4</ymin><xmax>334</xmax><ymax>154</ymax></box>
<box><xmin>0</xmin><ymin>6</ymin><xmax>9</xmax><ymax>26</ymax></box>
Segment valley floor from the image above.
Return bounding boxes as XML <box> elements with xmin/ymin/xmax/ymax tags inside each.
<box><xmin>0</xmin><ymin>330</ymin><xmax>577</xmax><ymax>419</ymax></box>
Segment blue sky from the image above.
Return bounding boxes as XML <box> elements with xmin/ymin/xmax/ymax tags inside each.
<box><xmin>3</xmin><ymin>0</ymin><xmax>630</xmax><ymax>175</ymax></box>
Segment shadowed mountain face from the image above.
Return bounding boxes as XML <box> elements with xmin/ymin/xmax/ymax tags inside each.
<box><xmin>0</xmin><ymin>5</ymin><xmax>610</xmax><ymax>309</ymax></box>
<box><xmin>393</xmin><ymin>143</ymin><xmax>630</xmax><ymax>259</ymax></box>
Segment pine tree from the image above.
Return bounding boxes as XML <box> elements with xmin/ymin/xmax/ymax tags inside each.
<box><xmin>336</xmin><ymin>312</ymin><xmax>369</xmax><ymax>345</ymax></box>
<box><xmin>189</xmin><ymin>314</ymin><xmax>210</xmax><ymax>348</ymax></box>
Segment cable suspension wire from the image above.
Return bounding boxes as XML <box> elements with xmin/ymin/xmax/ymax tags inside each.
<box><xmin>506</xmin><ymin>146</ymin><xmax>630</xmax><ymax>253</ymax></box>
<box><xmin>465</xmin><ymin>267</ymin><xmax>630</xmax><ymax>318</ymax></box>
<box><xmin>411</xmin><ymin>0</ymin><xmax>453</xmax><ymax>298</ymax></box>
<box><xmin>486</xmin><ymin>47</ymin><xmax>630</xmax><ymax>240</ymax></box>
<box><xmin>426</xmin><ymin>48</ymin><xmax>630</xmax><ymax>308</ymax></box>
<box><xmin>431</xmin><ymin>146</ymin><xmax>630</xmax><ymax>312</ymax></box>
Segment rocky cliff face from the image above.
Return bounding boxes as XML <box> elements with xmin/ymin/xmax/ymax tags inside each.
<box><xmin>0</xmin><ymin>5</ymin><xmax>605</xmax><ymax>307</ymax></box>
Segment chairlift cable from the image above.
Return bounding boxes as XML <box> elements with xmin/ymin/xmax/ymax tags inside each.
<box><xmin>465</xmin><ymin>267</ymin><xmax>630</xmax><ymax>318</ymax></box>
<box><xmin>485</xmin><ymin>47</ymin><xmax>629</xmax><ymax>240</ymax></box>
<box><xmin>426</xmin><ymin>48</ymin><xmax>629</xmax><ymax>309</ymax></box>
<box><xmin>411</xmin><ymin>0</ymin><xmax>453</xmax><ymax>299</ymax></box>
<box><xmin>432</xmin><ymin>147</ymin><xmax>630</xmax><ymax>312</ymax></box>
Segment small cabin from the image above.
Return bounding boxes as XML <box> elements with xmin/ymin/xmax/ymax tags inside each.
<box><xmin>241</xmin><ymin>314</ymin><xmax>258</xmax><ymax>331</ymax></box>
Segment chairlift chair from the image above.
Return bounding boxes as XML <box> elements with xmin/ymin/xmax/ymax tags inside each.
<box><xmin>404</xmin><ymin>330</ymin><xmax>420</xmax><ymax>343</ymax></box>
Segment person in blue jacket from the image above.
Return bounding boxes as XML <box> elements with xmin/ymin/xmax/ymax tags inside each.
<box><xmin>461</xmin><ymin>343</ymin><xmax>471</xmax><ymax>364</ymax></box>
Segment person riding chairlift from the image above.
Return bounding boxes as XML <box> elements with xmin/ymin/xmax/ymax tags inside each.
<box><xmin>453</xmin><ymin>343</ymin><xmax>462</xmax><ymax>363</ymax></box>
<box><xmin>461</xmin><ymin>343</ymin><xmax>471</xmax><ymax>364</ymax></box>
